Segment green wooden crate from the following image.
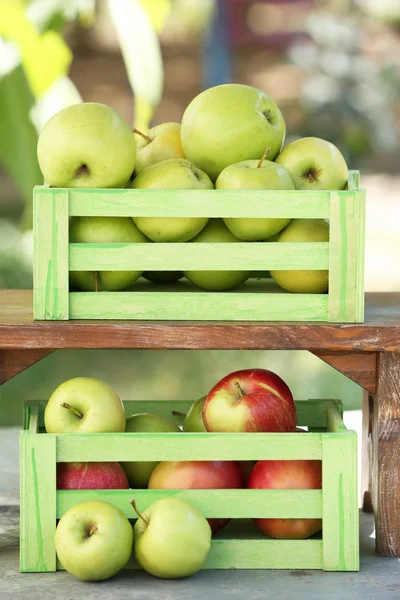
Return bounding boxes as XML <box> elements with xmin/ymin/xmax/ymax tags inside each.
<box><xmin>33</xmin><ymin>171</ymin><xmax>366</xmax><ymax>322</ymax></box>
<box><xmin>20</xmin><ymin>399</ymin><xmax>359</xmax><ymax>572</ymax></box>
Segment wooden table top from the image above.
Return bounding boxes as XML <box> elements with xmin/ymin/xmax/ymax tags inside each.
<box><xmin>0</xmin><ymin>290</ymin><xmax>399</xmax><ymax>351</ymax></box>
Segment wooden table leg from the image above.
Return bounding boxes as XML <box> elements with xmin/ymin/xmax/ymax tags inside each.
<box><xmin>372</xmin><ymin>351</ymin><xmax>400</xmax><ymax>556</ymax></box>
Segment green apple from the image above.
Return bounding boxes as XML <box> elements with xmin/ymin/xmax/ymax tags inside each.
<box><xmin>69</xmin><ymin>216</ymin><xmax>149</xmax><ymax>291</ymax></box>
<box><xmin>183</xmin><ymin>396</ymin><xmax>207</xmax><ymax>432</ymax></box>
<box><xmin>216</xmin><ymin>150</ymin><xmax>294</xmax><ymax>241</ymax></box>
<box><xmin>132</xmin><ymin>497</ymin><xmax>211</xmax><ymax>578</ymax></box>
<box><xmin>134</xmin><ymin>122</ymin><xmax>185</xmax><ymax>175</ymax></box>
<box><xmin>122</xmin><ymin>413</ymin><xmax>181</xmax><ymax>488</ymax></box>
<box><xmin>184</xmin><ymin>219</ymin><xmax>250</xmax><ymax>291</ymax></box>
<box><xmin>37</xmin><ymin>102</ymin><xmax>136</xmax><ymax>188</ymax></box>
<box><xmin>143</xmin><ymin>271</ymin><xmax>183</xmax><ymax>284</ymax></box>
<box><xmin>55</xmin><ymin>500</ymin><xmax>133</xmax><ymax>581</ymax></box>
<box><xmin>181</xmin><ymin>84</ymin><xmax>286</xmax><ymax>181</ymax></box>
<box><xmin>275</xmin><ymin>137</ymin><xmax>348</xmax><ymax>190</ymax></box>
<box><xmin>131</xmin><ymin>158</ymin><xmax>212</xmax><ymax>242</ymax></box>
<box><xmin>44</xmin><ymin>377</ymin><xmax>126</xmax><ymax>433</ymax></box>
<box><xmin>270</xmin><ymin>219</ymin><xmax>329</xmax><ymax>293</ymax></box>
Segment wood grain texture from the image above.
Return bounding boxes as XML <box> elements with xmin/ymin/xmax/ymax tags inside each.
<box><xmin>312</xmin><ymin>351</ymin><xmax>377</xmax><ymax>394</ymax></box>
<box><xmin>33</xmin><ymin>189</ymin><xmax>69</xmax><ymax>320</ymax></box>
<box><xmin>69</xmin><ymin>242</ymin><xmax>329</xmax><ymax>271</ymax></box>
<box><xmin>1</xmin><ymin>291</ymin><xmax>399</xmax><ymax>351</ymax></box>
<box><xmin>372</xmin><ymin>352</ymin><xmax>400</xmax><ymax>556</ymax></box>
<box><xmin>0</xmin><ymin>348</ymin><xmax>54</xmax><ymax>385</ymax></box>
<box><xmin>20</xmin><ymin>433</ymin><xmax>56</xmax><ymax>572</ymax></box>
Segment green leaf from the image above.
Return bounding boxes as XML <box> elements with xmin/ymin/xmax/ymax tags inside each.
<box><xmin>107</xmin><ymin>0</ymin><xmax>164</xmax><ymax>131</ymax></box>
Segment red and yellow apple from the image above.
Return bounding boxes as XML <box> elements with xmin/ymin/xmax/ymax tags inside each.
<box><xmin>57</xmin><ymin>462</ymin><xmax>129</xmax><ymax>490</ymax></box>
<box><xmin>247</xmin><ymin>459</ymin><xmax>322</xmax><ymax>539</ymax></box>
<box><xmin>203</xmin><ymin>368</ymin><xmax>296</xmax><ymax>433</ymax></box>
<box><xmin>148</xmin><ymin>460</ymin><xmax>243</xmax><ymax>534</ymax></box>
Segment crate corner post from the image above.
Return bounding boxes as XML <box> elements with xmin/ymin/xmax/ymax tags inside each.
<box><xmin>20</xmin><ymin>429</ymin><xmax>57</xmax><ymax>572</ymax></box>
<box><xmin>33</xmin><ymin>187</ymin><xmax>69</xmax><ymax>320</ymax></box>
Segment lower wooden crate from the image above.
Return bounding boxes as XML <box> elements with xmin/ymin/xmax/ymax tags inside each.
<box><xmin>20</xmin><ymin>399</ymin><xmax>359</xmax><ymax>572</ymax></box>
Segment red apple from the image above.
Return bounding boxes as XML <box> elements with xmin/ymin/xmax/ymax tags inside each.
<box><xmin>57</xmin><ymin>462</ymin><xmax>129</xmax><ymax>490</ymax></box>
<box><xmin>203</xmin><ymin>368</ymin><xmax>296</xmax><ymax>433</ymax></box>
<box><xmin>247</xmin><ymin>459</ymin><xmax>322</xmax><ymax>539</ymax></box>
<box><xmin>148</xmin><ymin>460</ymin><xmax>243</xmax><ymax>534</ymax></box>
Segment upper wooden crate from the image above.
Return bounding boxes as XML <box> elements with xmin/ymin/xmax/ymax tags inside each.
<box><xmin>33</xmin><ymin>171</ymin><xmax>365</xmax><ymax>322</ymax></box>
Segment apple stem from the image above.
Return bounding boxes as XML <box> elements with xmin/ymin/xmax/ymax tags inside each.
<box><xmin>60</xmin><ymin>402</ymin><xmax>83</xmax><ymax>419</ymax></box>
<box><xmin>256</xmin><ymin>147</ymin><xmax>271</xmax><ymax>169</ymax></box>
<box><xmin>88</xmin><ymin>525</ymin><xmax>98</xmax><ymax>536</ymax></box>
<box><xmin>235</xmin><ymin>381</ymin><xmax>245</xmax><ymax>398</ymax></box>
<box><xmin>308</xmin><ymin>173</ymin><xmax>314</xmax><ymax>183</ymax></box>
<box><xmin>133</xmin><ymin>128</ymin><xmax>152</xmax><ymax>144</ymax></box>
<box><xmin>130</xmin><ymin>499</ymin><xmax>149</xmax><ymax>526</ymax></box>
<box><xmin>172</xmin><ymin>410</ymin><xmax>186</xmax><ymax>417</ymax></box>
<box><xmin>94</xmin><ymin>271</ymin><xmax>99</xmax><ymax>293</ymax></box>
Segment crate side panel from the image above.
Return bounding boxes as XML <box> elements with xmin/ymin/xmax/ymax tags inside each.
<box><xmin>33</xmin><ymin>188</ymin><xmax>69</xmax><ymax>320</ymax></box>
<box><xmin>20</xmin><ymin>434</ymin><xmax>57</xmax><ymax>572</ymax></box>
<box><xmin>69</xmin><ymin>292</ymin><xmax>329</xmax><ymax>321</ymax></box>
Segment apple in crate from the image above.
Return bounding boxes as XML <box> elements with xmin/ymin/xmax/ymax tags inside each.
<box><xmin>134</xmin><ymin>122</ymin><xmax>185</xmax><ymax>175</ymax></box>
<box><xmin>132</xmin><ymin>497</ymin><xmax>211</xmax><ymax>579</ymax></box>
<box><xmin>181</xmin><ymin>83</ymin><xmax>286</xmax><ymax>181</ymax></box>
<box><xmin>121</xmin><ymin>413</ymin><xmax>181</xmax><ymax>489</ymax></box>
<box><xmin>203</xmin><ymin>369</ymin><xmax>296</xmax><ymax>433</ymax></box>
<box><xmin>182</xmin><ymin>396</ymin><xmax>207</xmax><ymax>432</ymax></box>
<box><xmin>57</xmin><ymin>462</ymin><xmax>129</xmax><ymax>490</ymax></box>
<box><xmin>37</xmin><ymin>103</ymin><xmax>136</xmax><ymax>188</ymax></box>
<box><xmin>148</xmin><ymin>460</ymin><xmax>243</xmax><ymax>534</ymax></box>
<box><xmin>55</xmin><ymin>500</ymin><xmax>133</xmax><ymax>581</ymax></box>
<box><xmin>248</xmin><ymin>460</ymin><xmax>322</xmax><ymax>539</ymax></box>
<box><xmin>44</xmin><ymin>377</ymin><xmax>126</xmax><ymax>433</ymax></box>
<box><xmin>275</xmin><ymin>137</ymin><xmax>348</xmax><ymax>190</ymax></box>
<box><xmin>131</xmin><ymin>158</ymin><xmax>213</xmax><ymax>242</ymax></box>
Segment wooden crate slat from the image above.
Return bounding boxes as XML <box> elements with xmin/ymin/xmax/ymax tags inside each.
<box><xmin>69</xmin><ymin>241</ymin><xmax>329</xmax><ymax>271</ymax></box>
<box><xmin>66</xmin><ymin>188</ymin><xmax>331</xmax><ymax>218</ymax></box>
<box><xmin>55</xmin><ymin>431</ymin><xmax>323</xmax><ymax>462</ymax></box>
<box><xmin>57</xmin><ymin>488</ymin><xmax>323</xmax><ymax>519</ymax></box>
<box><xmin>69</xmin><ymin>291</ymin><xmax>329</xmax><ymax>321</ymax></box>
<box><xmin>33</xmin><ymin>189</ymin><xmax>69</xmax><ymax>320</ymax></box>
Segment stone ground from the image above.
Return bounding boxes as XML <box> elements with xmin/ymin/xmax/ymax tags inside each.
<box><xmin>1</xmin><ymin>428</ymin><xmax>400</xmax><ymax>600</ymax></box>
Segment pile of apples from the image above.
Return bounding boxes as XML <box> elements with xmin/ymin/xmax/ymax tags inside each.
<box><xmin>45</xmin><ymin>368</ymin><xmax>322</xmax><ymax>582</ymax></box>
<box><xmin>37</xmin><ymin>83</ymin><xmax>349</xmax><ymax>294</ymax></box>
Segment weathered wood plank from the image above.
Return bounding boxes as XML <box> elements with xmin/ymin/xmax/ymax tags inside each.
<box><xmin>0</xmin><ymin>349</ymin><xmax>54</xmax><ymax>385</ymax></box>
<box><xmin>57</xmin><ymin>489</ymin><xmax>323</xmax><ymax>519</ymax></box>
<box><xmin>69</xmin><ymin>242</ymin><xmax>329</xmax><ymax>271</ymax></box>
<box><xmin>312</xmin><ymin>351</ymin><xmax>377</xmax><ymax>394</ymax></box>
<box><xmin>20</xmin><ymin>433</ymin><xmax>57</xmax><ymax>572</ymax></box>
<box><xmin>33</xmin><ymin>189</ymin><xmax>69</xmax><ymax>320</ymax></box>
<box><xmin>372</xmin><ymin>351</ymin><xmax>400</xmax><ymax>556</ymax></box>
<box><xmin>69</xmin><ymin>291</ymin><xmax>328</xmax><ymax>321</ymax></box>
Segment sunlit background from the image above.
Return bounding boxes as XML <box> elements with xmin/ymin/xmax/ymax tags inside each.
<box><xmin>1</xmin><ymin>0</ymin><xmax>399</xmax><ymax>489</ymax></box>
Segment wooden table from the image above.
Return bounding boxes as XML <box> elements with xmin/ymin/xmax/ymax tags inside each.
<box><xmin>1</xmin><ymin>290</ymin><xmax>399</xmax><ymax>556</ymax></box>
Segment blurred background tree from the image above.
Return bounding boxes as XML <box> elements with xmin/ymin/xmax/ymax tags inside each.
<box><xmin>1</xmin><ymin>0</ymin><xmax>399</xmax><ymax>427</ymax></box>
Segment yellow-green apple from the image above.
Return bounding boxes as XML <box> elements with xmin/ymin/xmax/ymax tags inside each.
<box><xmin>121</xmin><ymin>413</ymin><xmax>181</xmax><ymax>488</ymax></box>
<box><xmin>57</xmin><ymin>462</ymin><xmax>129</xmax><ymax>490</ymax></box>
<box><xmin>69</xmin><ymin>216</ymin><xmax>149</xmax><ymax>291</ymax></box>
<box><xmin>148</xmin><ymin>460</ymin><xmax>243</xmax><ymax>534</ymax></box>
<box><xmin>270</xmin><ymin>219</ymin><xmax>329</xmax><ymax>293</ymax></box>
<box><xmin>132</xmin><ymin>497</ymin><xmax>211</xmax><ymax>579</ymax></box>
<box><xmin>248</xmin><ymin>459</ymin><xmax>322</xmax><ymax>538</ymax></box>
<box><xmin>275</xmin><ymin>137</ymin><xmax>348</xmax><ymax>190</ymax></box>
<box><xmin>131</xmin><ymin>158</ymin><xmax>212</xmax><ymax>242</ymax></box>
<box><xmin>134</xmin><ymin>122</ymin><xmax>185</xmax><ymax>175</ymax></box>
<box><xmin>203</xmin><ymin>368</ymin><xmax>296</xmax><ymax>433</ymax></box>
<box><xmin>143</xmin><ymin>271</ymin><xmax>183</xmax><ymax>284</ymax></box>
<box><xmin>55</xmin><ymin>500</ymin><xmax>133</xmax><ymax>581</ymax></box>
<box><xmin>181</xmin><ymin>84</ymin><xmax>286</xmax><ymax>181</ymax></box>
<box><xmin>182</xmin><ymin>396</ymin><xmax>207</xmax><ymax>432</ymax></box>
<box><xmin>37</xmin><ymin>103</ymin><xmax>136</xmax><ymax>188</ymax></box>
<box><xmin>216</xmin><ymin>149</ymin><xmax>294</xmax><ymax>241</ymax></box>
<box><xmin>184</xmin><ymin>219</ymin><xmax>250</xmax><ymax>291</ymax></box>
<box><xmin>44</xmin><ymin>377</ymin><xmax>125</xmax><ymax>433</ymax></box>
